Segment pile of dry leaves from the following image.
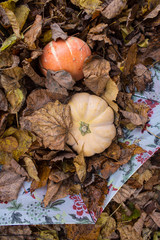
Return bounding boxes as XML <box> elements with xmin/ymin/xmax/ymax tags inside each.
<box><xmin>0</xmin><ymin>152</ymin><xmax>160</xmax><ymax>239</ymax></box>
<box><xmin>0</xmin><ymin>0</ymin><xmax>160</xmax><ymax>219</ymax></box>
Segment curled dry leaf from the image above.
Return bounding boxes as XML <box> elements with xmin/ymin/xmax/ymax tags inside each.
<box><xmin>21</xmin><ymin>101</ymin><xmax>72</xmax><ymax>151</ymax></box>
<box><xmin>0</xmin><ymin>169</ymin><xmax>25</xmax><ymax>201</ymax></box>
<box><xmin>102</xmin><ymin>77</ymin><xmax>119</xmax><ymax>112</ymax></box>
<box><xmin>23</xmin><ymin>156</ymin><xmax>39</xmax><ymax>182</ymax></box>
<box><xmin>83</xmin><ymin>55</ymin><xmax>111</xmax><ymax>95</ymax></box>
<box><xmin>22</xmin><ymin>60</ymin><xmax>45</xmax><ymax>87</ymax></box>
<box><xmin>113</xmin><ymin>184</ymin><xmax>136</xmax><ymax>204</ymax></box>
<box><xmin>50</xmin><ymin>23</ymin><xmax>68</xmax><ymax>41</ymax></box>
<box><xmin>102</xmin><ymin>0</ymin><xmax>127</xmax><ymax>19</ymax></box>
<box><xmin>43</xmin><ymin>180</ymin><xmax>62</xmax><ymax>207</ymax></box>
<box><xmin>120</xmin><ymin>110</ymin><xmax>148</xmax><ymax>126</ymax></box>
<box><xmin>24</xmin><ymin>15</ymin><xmax>42</xmax><ymax>49</ymax></box>
<box><xmin>132</xmin><ymin>64</ymin><xmax>152</xmax><ymax>92</ymax></box>
<box><xmin>49</xmin><ymin>169</ymin><xmax>70</xmax><ymax>183</ymax></box>
<box><xmin>30</xmin><ymin>163</ymin><xmax>51</xmax><ymax>193</ymax></box>
<box><xmin>87</xmin><ymin>23</ymin><xmax>111</xmax><ymax>48</ymax></box>
<box><xmin>144</xmin><ymin>4</ymin><xmax>160</xmax><ymax>21</ymax></box>
<box><xmin>133</xmin><ymin>212</ymin><xmax>147</xmax><ymax>235</ymax></box>
<box><xmin>73</xmin><ymin>151</ymin><xmax>86</xmax><ymax>182</ymax></box>
<box><xmin>0</xmin><ymin>89</ymin><xmax>8</xmax><ymax>111</ymax></box>
<box><xmin>149</xmin><ymin>211</ymin><xmax>160</xmax><ymax>227</ymax></box>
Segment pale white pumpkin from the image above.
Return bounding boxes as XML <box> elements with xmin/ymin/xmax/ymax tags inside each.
<box><xmin>67</xmin><ymin>92</ymin><xmax>116</xmax><ymax>156</ymax></box>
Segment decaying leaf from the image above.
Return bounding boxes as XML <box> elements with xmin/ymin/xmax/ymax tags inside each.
<box><xmin>43</xmin><ymin>180</ymin><xmax>62</xmax><ymax>207</ymax></box>
<box><xmin>30</xmin><ymin>163</ymin><xmax>51</xmax><ymax>193</ymax></box>
<box><xmin>0</xmin><ymin>169</ymin><xmax>25</xmax><ymax>201</ymax></box>
<box><xmin>6</xmin><ymin>88</ymin><xmax>25</xmax><ymax>113</ymax></box>
<box><xmin>3</xmin><ymin>66</ymin><xmax>25</xmax><ymax>81</ymax></box>
<box><xmin>87</xmin><ymin>23</ymin><xmax>111</xmax><ymax>48</ymax></box>
<box><xmin>96</xmin><ymin>212</ymin><xmax>116</xmax><ymax>239</ymax></box>
<box><xmin>24</xmin><ymin>15</ymin><xmax>42</xmax><ymax>49</ymax></box>
<box><xmin>81</xmin><ymin>176</ymin><xmax>108</xmax><ymax>218</ymax></box>
<box><xmin>1</xmin><ymin>74</ymin><xmax>20</xmax><ymax>92</ymax></box>
<box><xmin>23</xmin><ymin>88</ymin><xmax>66</xmax><ymax>117</ymax></box>
<box><xmin>36</xmin><ymin>230</ymin><xmax>59</xmax><ymax>240</ymax></box>
<box><xmin>49</xmin><ymin>169</ymin><xmax>70</xmax><ymax>183</ymax></box>
<box><xmin>73</xmin><ymin>151</ymin><xmax>86</xmax><ymax>182</ymax></box>
<box><xmin>132</xmin><ymin>64</ymin><xmax>152</xmax><ymax>92</ymax></box>
<box><xmin>46</xmin><ymin>70</ymin><xmax>75</xmax><ymax>90</ymax></box>
<box><xmin>0</xmin><ymin>33</ymin><xmax>18</xmax><ymax>52</ymax></box>
<box><xmin>50</xmin><ymin>23</ymin><xmax>68</xmax><ymax>41</ymax></box>
<box><xmin>0</xmin><ymin>89</ymin><xmax>8</xmax><ymax>111</ymax></box>
<box><xmin>83</xmin><ymin>55</ymin><xmax>111</xmax><ymax>95</ymax></box>
<box><xmin>3</xmin><ymin>128</ymin><xmax>35</xmax><ymax>161</ymax></box>
<box><xmin>150</xmin><ymin>211</ymin><xmax>160</xmax><ymax>227</ymax></box>
<box><xmin>120</xmin><ymin>110</ymin><xmax>147</xmax><ymax>126</ymax></box>
<box><xmin>144</xmin><ymin>4</ymin><xmax>160</xmax><ymax>21</ymax></box>
<box><xmin>65</xmin><ymin>224</ymin><xmax>101</xmax><ymax>240</ymax></box>
<box><xmin>102</xmin><ymin>0</ymin><xmax>127</xmax><ymax>19</ymax></box>
<box><xmin>23</xmin><ymin>156</ymin><xmax>39</xmax><ymax>182</ymax></box>
<box><xmin>71</xmin><ymin>0</ymin><xmax>101</xmax><ymax>14</ymax></box>
<box><xmin>10</xmin><ymin>159</ymin><xmax>29</xmax><ymax>178</ymax></box>
<box><xmin>123</xmin><ymin>43</ymin><xmax>138</xmax><ymax>76</ymax></box>
<box><xmin>21</xmin><ymin>101</ymin><xmax>72</xmax><ymax>151</ymax></box>
<box><xmin>113</xmin><ymin>184</ymin><xmax>136</xmax><ymax>203</ymax></box>
<box><xmin>0</xmin><ymin>136</ymin><xmax>18</xmax><ymax>153</ymax></box>
<box><xmin>103</xmin><ymin>142</ymin><xmax>121</xmax><ymax>160</ymax></box>
<box><xmin>118</xmin><ymin>224</ymin><xmax>143</xmax><ymax>240</ymax></box>
<box><xmin>133</xmin><ymin>212</ymin><xmax>147</xmax><ymax>235</ymax></box>
<box><xmin>102</xmin><ymin>77</ymin><xmax>119</xmax><ymax>112</ymax></box>
<box><xmin>22</xmin><ymin>60</ymin><xmax>45</xmax><ymax>87</ymax></box>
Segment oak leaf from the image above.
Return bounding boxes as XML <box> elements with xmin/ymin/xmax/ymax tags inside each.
<box><xmin>21</xmin><ymin>101</ymin><xmax>72</xmax><ymax>151</ymax></box>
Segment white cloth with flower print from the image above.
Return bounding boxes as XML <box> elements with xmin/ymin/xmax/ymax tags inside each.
<box><xmin>0</xmin><ymin>65</ymin><xmax>160</xmax><ymax>225</ymax></box>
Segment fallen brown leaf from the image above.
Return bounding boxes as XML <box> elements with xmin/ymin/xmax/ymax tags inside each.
<box><xmin>49</xmin><ymin>169</ymin><xmax>70</xmax><ymax>183</ymax></box>
<box><xmin>102</xmin><ymin>142</ymin><xmax>121</xmax><ymax>160</ymax></box>
<box><xmin>30</xmin><ymin>163</ymin><xmax>51</xmax><ymax>193</ymax></box>
<box><xmin>117</xmin><ymin>224</ymin><xmax>143</xmax><ymax>240</ymax></box>
<box><xmin>132</xmin><ymin>64</ymin><xmax>152</xmax><ymax>92</ymax></box>
<box><xmin>10</xmin><ymin>159</ymin><xmax>29</xmax><ymax>178</ymax></box>
<box><xmin>0</xmin><ymin>89</ymin><xmax>8</xmax><ymax>111</ymax></box>
<box><xmin>83</xmin><ymin>55</ymin><xmax>111</xmax><ymax>95</ymax></box>
<box><xmin>73</xmin><ymin>151</ymin><xmax>86</xmax><ymax>182</ymax></box>
<box><xmin>102</xmin><ymin>0</ymin><xmax>127</xmax><ymax>19</ymax></box>
<box><xmin>144</xmin><ymin>4</ymin><xmax>160</xmax><ymax>21</ymax></box>
<box><xmin>43</xmin><ymin>180</ymin><xmax>62</xmax><ymax>207</ymax></box>
<box><xmin>23</xmin><ymin>88</ymin><xmax>65</xmax><ymax>117</ymax></box>
<box><xmin>46</xmin><ymin>69</ymin><xmax>75</xmax><ymax>90</ymax></box>
<box><xmin>65</xmin><ymin>224</ymin><xmax>101</xmax><ymax>240</ymax></box>
<box><xmin>50</xmin><ymin>23</ymin><xmax>68</xmax><ymax>41</ymax></box>
<box><xmin>21</xmin><ymin>101</ymin><xmax>72</xmax><ymax>151</ymax></box>
<box><xmin>123</xmin><ymin>43</ymin><xmax>138</xmax><ymax>77</ymax></box>
<box><xmin>150</xmin><ymin>211</ymin><xmax>160</xmax><ymax>227</ymax></box>
<box><xmin>113</xmin><ymin>184</ymin><xmax>136</xmax><ymax>203</ymax></box>
<box><xmin>24</xmin><ymin>15</ymin><xmax>42</xmax><ymax>49</ymax></box>
<box><xmin>6</xmin><ymin>88</ymin><xmax>25</xmax><ymax>113</ymax></box>
<box><xmin>1</xmin><ymin>74</ymin><xmax>20</xmax><ymax>92</ymax></box>
<box><xmin>0</xmin><ymin>225</ymin><xmax>32</xmax><ymax>240</ymax></box>
<box><xmin>22</xmin><ymin>60</ymin><xmax>45</xmax><ymax>87</ymax></box>
<box><xmin>71</xmin><ymin>0</ymin><xmax>101</xmax><ymax>14</ymax></box>
<box><xmin>120</xmin><ymin>110</ymin><xmax>147</xmax><ymax>126</ymax></box>
<box><xmin>133</xmin><ymin>212</ymin><xmax>147</xmax><ymax>235</ymax></box>
<box><xmin>0</xmin><ymin>169</ymin><xmax>25</xmax><ymax>201</ymax></box>
<box><xmin>102</xmin><ymin>77</ymin><xmax>119</xmax><ymax>112</ymax></box>
<box><xmin>23</xmin><ymin>156</ymin><xmax>39</xmax><ymax>182</ymax></box>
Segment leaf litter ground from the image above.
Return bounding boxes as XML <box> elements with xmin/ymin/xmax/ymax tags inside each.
<box><xmin>0</xmin><ymin>0</ymin><xmax>160</xmax><ymax>237</ymax></box>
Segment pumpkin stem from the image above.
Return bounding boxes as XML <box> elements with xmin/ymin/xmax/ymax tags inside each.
<box><xmin>79</xmin><ymin>121</ymin><xmax>91</xmax><ymax>136</ymax></box>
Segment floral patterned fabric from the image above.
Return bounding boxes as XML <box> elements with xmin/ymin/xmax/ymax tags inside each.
<box><xmin>0</xmin><ymin>65</ymin><xmax>160</xmax><ymax>225</ymax></box>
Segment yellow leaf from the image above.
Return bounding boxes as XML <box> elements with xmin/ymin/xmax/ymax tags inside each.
<box><xmin>0</xmin><ymin>136</ymin><xmax>18</xmax><ymax>153</ymax></box>
<box><xmin>6</xmin><ymin>88</ymin><xmax>25</xmax><ymax>113</ymax></box>
<box><xmin>36</xmin><ymin>230</ymin><xmax>59</xmax><ymax>240</ymax></box>
<box><xmin>138</xmin><ymin>39</ymin><xmax>149</xmax><ymax>48</ymax></box>
<box><xmin>0</xmin><ymin>34</ymin><xmax>18</xmax><ymax>52</ymax></box>
<box><xmin>71</xmin><ymin>0</ymin><xmax>101</xmax><ymax>13</ymax></box>
<box><xmin>14</xmin><ymin>5</ymin><xmax>30</xmax><ymax>31</ymax></box>
<box><xmin>73</xmin><ymin>151</ymin><xmax>86</xmax><ymax>182</ymax></box>
<box><xmin>23</xmin><ymin>156</ymin><xmax>39</xmax><ymax>182</ymax></box>
<box><xmin>102</xmin><ymin>78</ymin><xmax>119</xmax><ymax>112</ymax></box>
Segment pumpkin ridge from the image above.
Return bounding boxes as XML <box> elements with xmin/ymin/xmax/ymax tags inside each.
<box><xmin>49</xmin><ymin>41</ymin><xmax>62</xmax><ymax>69</ymax></box>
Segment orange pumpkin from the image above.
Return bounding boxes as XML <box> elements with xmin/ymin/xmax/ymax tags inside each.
<box><xmin>39</xmin><ymin>36</ymin><xmax>91</xmax><ymax>81</ymax></box>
